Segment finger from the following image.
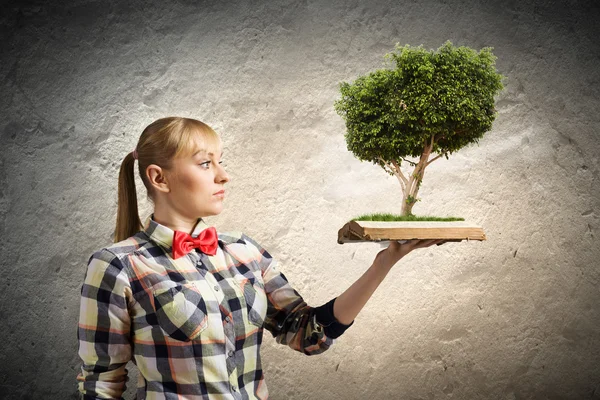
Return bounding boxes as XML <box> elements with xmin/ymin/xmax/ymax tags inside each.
<box><xmin>405</xmin><ymin>240</ymin><xmax>423</xmax><ymax>249</ymax></box>
<box><xmin>428</xmin><ymin>240</ymin><xmax>445</xmax><ymax>246</ymax></box>
<box><xmin>419</xmin><ymin>239</ymin><xmax>441</xmax><ymax>248</ymax></box>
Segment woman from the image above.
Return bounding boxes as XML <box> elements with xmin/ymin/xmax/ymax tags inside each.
<box><xmin>76</xmin><ymin>116</ymin><xmax>445</xmax><ymax>399</ymax></box>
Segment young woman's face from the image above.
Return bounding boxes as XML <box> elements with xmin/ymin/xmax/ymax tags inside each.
<box><xmin>165</xmin><ymin>147</ymin><xmax>229</xmax><ymax>218</ymax></box>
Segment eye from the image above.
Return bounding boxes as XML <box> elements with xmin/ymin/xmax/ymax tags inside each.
<box><xmin>199</xmin><ymin>160</ymin><xmax>225</xmax><ymax>168</ymax></box>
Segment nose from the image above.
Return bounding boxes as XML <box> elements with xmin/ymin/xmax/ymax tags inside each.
<box><xmin>216</xmin><ymin>163</ymin><xmax>229</xmax><ymax>183</ymax></box>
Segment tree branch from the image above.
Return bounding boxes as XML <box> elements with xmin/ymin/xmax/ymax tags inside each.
<box><xmin>397</xmin><ymin>172</ymin><xmax>406</xmax><ymax>194</ymax></box>
<box><xmin>407</xmin><ymin>146</ymin><xmax>432</xmax><ymax>196</ymax></box>
<box><xmin>400</xmin><ymin>157</ymin><xmax>418</xmax><ymax>167</ymax></box>
<box><xmin>377</xmin><ymin>157</ymin><xmax>400</xmax><ymax>180</ymax></box>
<box><xmin>376</xmin><ymin>156</ymin><xmax>407</xmax><ymax>194</ymax></box>
<box><xmin>426</xmin><ymin>154</ymin><xmax>443</xmax><ymax>167</ymax></box>
<box><xmin>377</xmin><ymin>156</ymin><xmax>391</xmax><ymax>170</ymax></box>
<box><xmin>390</xmin><ymin>159</ymin><xmax>408</xmax><ymax>187</ymax></box>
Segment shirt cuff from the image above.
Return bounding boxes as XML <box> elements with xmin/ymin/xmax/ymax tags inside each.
<box><xmin>314</xmin><ymin>297</ymin><xmax>354</xmax><ymax>339</ymax></box>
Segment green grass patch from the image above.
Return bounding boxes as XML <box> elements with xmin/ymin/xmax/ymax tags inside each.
<box><xmin>350</xmin><ymin>212</ymin><xmax>464</xmax><ymax>222</ymax></box>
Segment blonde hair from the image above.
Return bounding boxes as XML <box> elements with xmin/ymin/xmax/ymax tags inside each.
<box><xmin>114</xmin><ymin>117</ymin><xmax>222</xmax><ymax>242</ymax></box>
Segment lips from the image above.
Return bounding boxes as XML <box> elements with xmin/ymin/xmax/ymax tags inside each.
<box><xmin>214</xmin><ymin>190</ymin><xmax>225</xmax><ymax>195</ymax></box>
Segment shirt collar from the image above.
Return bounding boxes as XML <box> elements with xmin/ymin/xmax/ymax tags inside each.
<box><xmin>142</xmin><ymin>213</ymin><xmax>213</xmax><ymax>257</ymax></box>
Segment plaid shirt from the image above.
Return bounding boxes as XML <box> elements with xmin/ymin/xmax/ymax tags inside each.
<box><xmin>77</xmin><ymin>214</ymin><xmax>353</xmax><ymax>399</ymax></box>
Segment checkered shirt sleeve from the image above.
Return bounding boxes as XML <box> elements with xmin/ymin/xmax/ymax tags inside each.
<box><xmin>76</xmin><ymin>249</ymin><xmax>132</xmax><ymax>399</ymax></box>
<box><xmin>240</xmin><ymin>234</ymin><xmax>353</xmax><ymax>355</ymax></box>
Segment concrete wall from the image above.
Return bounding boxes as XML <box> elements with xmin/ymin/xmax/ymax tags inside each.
<box><xmin>1</xmin><ymin>0</ymin><xmax>599</xmax><ymax>399</ymax></box>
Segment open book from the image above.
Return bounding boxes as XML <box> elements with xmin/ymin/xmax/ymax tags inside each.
<box><xmin>337</xmin><ymin>220</ymin><xmax>486</xmax><ymax>244</ymax></box>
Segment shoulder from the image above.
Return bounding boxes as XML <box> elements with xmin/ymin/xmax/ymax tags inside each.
<box><xmin>217</xmin><ymin>230</ymin><xmax>246</xmax><ymax>246</ymax></box>
<box><xmin>83</xmin><ymin>246</ymin><xmax>131</xmax><ymax>289</ymax></box>
<box><xmin>92</xmin><ymin>232</ymin><xmax>148</xmax><ymax>263</ymax></box>
<box><xmin>87</xmin><ymin>233</ymin><xmax>147</xmax><ymax>270</ymax></box>
<box><xmin>218</xmin><ymin>231</ymin><xmax>271</xmax><ymax>259</ymax></box>
<box><xmin>218</xmin><ymin>230</ymin><xmax>262</xmax><ymax>248</ymax></box>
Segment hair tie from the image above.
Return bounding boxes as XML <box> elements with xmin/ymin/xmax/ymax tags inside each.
<box><xmin>132</xmin><ymin>148</ymin><xmax>138</xmax><ymax>160</ymax></box>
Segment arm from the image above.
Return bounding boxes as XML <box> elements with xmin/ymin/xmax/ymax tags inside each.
<box><xmin>331</xmin><ymin>256</ymin><xmax>393</xmax><ymax>325</ymax></box>
<box><xmin>242</xmin><ymin>234</ymin><xmax>353</xmax><ymax>356</ymax></box>
<box><xmin>76</xmin><ymin>249</ymin><xmax>132</xmax><ymax>399</ymax></box>
<box><xmin>333</xmin><ymin>239</ymin><xmax>447</xmax><ymax>324</ymax></box>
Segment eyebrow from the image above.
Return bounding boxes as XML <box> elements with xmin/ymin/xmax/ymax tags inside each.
<box><xmin>193</xmin><ymin>150</ymin><xmax>224</xmax><ymax>157</ymax></box>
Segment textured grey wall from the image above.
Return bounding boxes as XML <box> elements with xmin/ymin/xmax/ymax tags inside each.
<box><xmin>1</xmin><ymin>0</ymin><xmax>599</xmax><ymax>399</ymax></box>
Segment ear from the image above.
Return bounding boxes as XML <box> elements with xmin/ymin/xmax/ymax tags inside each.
<box><xmin>147</xmin><ymin>164</ymin><xmax>171</xmax><ymax>193</ymax></box>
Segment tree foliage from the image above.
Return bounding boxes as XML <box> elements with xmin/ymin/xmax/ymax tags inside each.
<box><xmin>334</xmin><ymin>41</ymin><xmax>505</xmax><ymax>169</ymax></box>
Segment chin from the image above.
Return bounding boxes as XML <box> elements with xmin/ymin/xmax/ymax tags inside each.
<box><xmin>204</xmin><ymin>208</ymin><xmax>223</xmax><ymax>217</ymax></box>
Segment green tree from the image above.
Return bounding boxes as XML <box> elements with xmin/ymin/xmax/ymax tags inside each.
<box><xmin>334</xmin><ymin>41</ymin><xmax>505</xmax><ymax>216</ymax></box>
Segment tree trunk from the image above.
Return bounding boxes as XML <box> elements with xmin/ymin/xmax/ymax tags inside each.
<box><xmin>400</xmin><ymin>167</ymin><xmax>423</xmax><ymax>216</ymax></box>
<box><xmin>398</xmin><ymin>137</ymin><xmax>434</xmax><ymax>216</ymax></box>
<box><xmin>379</xmin><ymin>135</ymin><xmax>442</xmax><ymax>217</ymax></box>
<box><xmin>401</xmin><ymin>193</ymin><xmax>415</xmax><ymax>216</ymax></box>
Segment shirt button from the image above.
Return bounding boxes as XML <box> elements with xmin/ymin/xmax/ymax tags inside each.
<box><xmin>228</xmin><ymin>350</ymin><xmax>235</xmax><ymax>357</ymax></box>
<box><xmin>214</xmin><ymin>285</ymin><xmax>219</xmax><ymax>291</ymax></box>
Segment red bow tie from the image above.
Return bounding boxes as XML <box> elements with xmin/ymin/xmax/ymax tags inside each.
<box><xmin>172</xmin><ymin>227</ymin><xmax>218</xmax><ymax>259</ymax></box>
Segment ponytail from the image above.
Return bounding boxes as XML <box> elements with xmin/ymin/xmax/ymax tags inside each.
<box><xmin>114</xmin><ymin>150</ymin><xmax>142</xmax><ymax>242</ymax></box>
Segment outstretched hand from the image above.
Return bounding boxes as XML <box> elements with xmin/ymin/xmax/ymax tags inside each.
<box><xmin>374</xmin><ymin>239</ymin><xmax>447</xmax><ymax>269</ymax></box>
